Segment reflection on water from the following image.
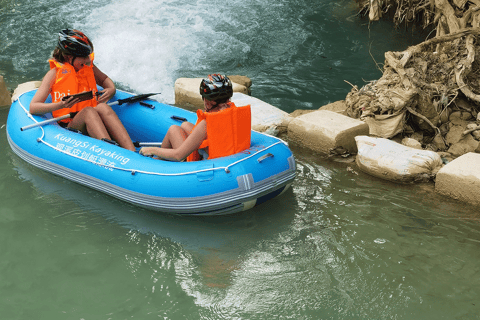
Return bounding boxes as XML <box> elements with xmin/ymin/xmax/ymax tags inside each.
<box><xmin>5</xmin><ymin>140</ymin><xmax>480</xmax><ymax>319</ymax></box>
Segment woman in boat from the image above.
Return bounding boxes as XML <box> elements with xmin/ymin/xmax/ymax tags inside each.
<box><xmin>30</xmin><ymin>29</ymin><xmax>136</xmax><ymax>151</ymax></box>
<box><xmin>139</xmin><ymin>74</ymin><xmax>251</xmax><ymax>161</ymax></box>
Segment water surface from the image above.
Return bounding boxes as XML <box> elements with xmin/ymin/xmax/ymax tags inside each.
<box><xmin>1</xmin><ymin>0</ymin><xmax>479</xmax><ymax>319</ymax></box>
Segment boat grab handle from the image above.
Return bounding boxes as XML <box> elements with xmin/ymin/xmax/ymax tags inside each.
<box><xmin>171</xmin><ymin>115</ymin><xmax>188</xmax><ymax>122</ymax></box>
<box><xmin>257</xmin><ymin>153</ymin><xmax>274</xmax><ymax>163</ymax></box>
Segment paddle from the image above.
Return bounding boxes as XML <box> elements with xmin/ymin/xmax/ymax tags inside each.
<box><xmin>108</xmin><ymin>93</ymin><xmax>160</xmax><ymax>106</ymax></box>
<box><xmin>133</xmin><ymin>141</ymin><xmax>162</xmax><ymax>148</ymax></box>
<box><xmin>20</xmin><ymin>113</ymin><xmax>74</xmax><ymax>131</ymax></box>
<box><xmin>20</xmin><ymin>92</ymin><xmax>161</xmax><ymax>131</ymax></box>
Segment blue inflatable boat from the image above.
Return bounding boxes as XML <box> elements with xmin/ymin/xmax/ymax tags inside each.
<box><xmin>6</xmin><ymin>88</ymin><xmax>296</xmax><ymax>215</ymax></box>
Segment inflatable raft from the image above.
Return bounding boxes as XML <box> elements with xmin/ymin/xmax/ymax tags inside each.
<box><xmin>6</xmin><ymin>88</ymin><xmax>296</xmax><ymax>215</ymax></box>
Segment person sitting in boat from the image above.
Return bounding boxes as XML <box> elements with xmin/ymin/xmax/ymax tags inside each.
<box><xmin>139</xmin><ymin>74</ymin><xmax>251</xmax><ymax>161</ymax></box>
<box><xmin>30</xmin><ymin>29</ymin><xmax>136</xmax><ymax>151</ymax></box>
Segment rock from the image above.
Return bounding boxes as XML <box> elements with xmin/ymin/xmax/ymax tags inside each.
<box><xmin>447</xmin><ymin>134</ymin><xmax>479</xmax><ymax>157</ymax></box>
<box><xmin>0</xmin><ymin>75</ymin><xmax>11</xmax><ymax>107</ymax></box>
<box><xmin>437</xmin><ymin>151</ymin><xmax>454</xmax><ymax>161</ymax></box>
<box><xmin>450</xmin><ymin>110</ymin><xmax>472</xmax><ymax>124</ymax></box>
<box><xmin>466</xmin><ymin>123</ymin><xmax>478</xmax><ymax>130</ymax></box>
<box><xmin>445</xmin><ymin>123</ymin><xmax>468</xmax><ymax>145</ymax></box>
<box><xmin>402</xmin><ymin>137</ymin><xmax>422</xmax><ymax>149</ymax></box>
<box><xmin>432</xmin><ymin>134</ymin><xmax>447</xmax><ymax>151</ymax></box>
<box><xmin>437</xmin><ymin>151</ymin><xmax>454</xmax><ymax>164</ymax></box>
<box><xmin>461</xmin><ymin>111</ymin><xmax>473</xmax><ymax>121</ymax></box>
<box><xmin>473</xmin><ymin>130</ymin><xmax>480</xmax><ymax>140</ymax></box>
<box><xmin>439</xmin><ymin>122</ymin><xmax>449</xmax><ymax>136</ymax></box>
<box><xmin>455</xmin><ymin>97</ymin><xmax>473</xmax><ymax>112</ymax></box>
<box><xmin>410</xmin><ymin>131</ymin><xmax>424</xmax><ymax>143</ymax></box>
<box><xmin>435</xmin><ymin>153</ymin><xmax>480</xmax><ymax>206</ymax></box>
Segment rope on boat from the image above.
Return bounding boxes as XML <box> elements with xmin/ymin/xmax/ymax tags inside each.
<box><xmin>16</xmin><ymin>92</ymin><xmax>284</xmax><ymax>176</ymax></box>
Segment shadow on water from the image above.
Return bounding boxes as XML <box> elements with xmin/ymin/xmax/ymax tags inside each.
<box><xmin>10</xmin><ymin>152</ymin><xmax>298</xmax><ymax>251</ymax></box>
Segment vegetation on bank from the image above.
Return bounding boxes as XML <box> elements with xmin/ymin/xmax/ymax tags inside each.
<box><xmin>346</xmin><ymin>0</ymin><xmax>480</xmax><ymax>161</ymax></box>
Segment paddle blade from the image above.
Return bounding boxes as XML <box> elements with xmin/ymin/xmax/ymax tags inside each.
<box><xmin>116</xmin><ymin>93</ymin><xmax>161</xmax><ymax>105</ymax></box>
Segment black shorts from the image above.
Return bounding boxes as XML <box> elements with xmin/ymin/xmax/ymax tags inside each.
<box><xmin>57</xmin><ymin>112</ymin><xmax>79</xmax><ymax>128</ymax></box>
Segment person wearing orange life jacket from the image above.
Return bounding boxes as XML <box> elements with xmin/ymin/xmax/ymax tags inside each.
<box><xmin>30</xmin><ymin>29</ymin><xmax>135</xmax><ymax>151</ymax></box>
<box><xmin>139</xmin><ymin>74</ymin><xmax>251</xmax><ymax>162</ymax></box>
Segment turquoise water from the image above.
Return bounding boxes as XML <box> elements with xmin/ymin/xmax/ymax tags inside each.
<box><xmin>1</xmin><ymin>0</ymin><xmax>480</xmax><ymax>319</ymax></box>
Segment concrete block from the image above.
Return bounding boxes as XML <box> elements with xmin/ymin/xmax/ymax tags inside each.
<box><xmin>0</xmin><ymin>75</ymin><xmax>11</xmax><ymax>107</ymax></box>
<box><xmin>175</xmin><ymin>77</ymin><xmax>249</xmax><ymax>109</ymax></box>
<box><xmin>290</xmin><ymin>101</ymin><xmax>347</xmax><ymax>120</ymax></box>
<box><xmin>231</xmin><ymin>92</ymin><xmax>293</xmax><ymax>135</ymax></box>
<box><xmin>319</xmin><ymin>100</ymin><xmax>347</xmax><ymax>115</ymax></box>
<box><xmin>227</xmin><ymin>75</ymin><xmax>252</xmax><ymax>89</ymax></box>
<box><xmin>288</xmin><ymin>109</ymin><xmax>369</xmax><ymax>154</ymax></box>
<box><xmin>11</xmin><ymin>81</ymin><xmax>42</xmax><ymax>102</ymax></box>
<box><xmin>435</xmin><ymin>152</ymin><xmax>480</xmax><ymax>206</ymax></box>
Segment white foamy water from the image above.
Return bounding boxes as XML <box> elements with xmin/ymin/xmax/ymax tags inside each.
<box><xmin>73</xmin><ymin>0</ymin><xmax>255</xmax><ymax>103</ymax></box>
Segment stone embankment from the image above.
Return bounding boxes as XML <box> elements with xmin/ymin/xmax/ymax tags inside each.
<box><xmin>177</xmin><ymin>76</ymin><xmax>480</xmax><ymax>208</ymax></box>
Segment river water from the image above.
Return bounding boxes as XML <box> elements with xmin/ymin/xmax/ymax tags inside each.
<box><xmin>1</xmin><ymin>0</ymin><xmax>480</xmax><ymax>319</ymax></box>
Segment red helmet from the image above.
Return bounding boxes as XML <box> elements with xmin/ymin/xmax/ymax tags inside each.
<box><xmin>57</xmin><ymin>29</ymin><xmax>93</xmax><ymax>57</ymax></box>
<box><xmin>199</xmin><ymin>74</ymin><xmax>233</xmax><ymax>102</ymax></box>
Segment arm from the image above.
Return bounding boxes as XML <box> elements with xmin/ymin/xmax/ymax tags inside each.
<box><xmin>93</xmin><ymin>64</ymin><xmax>115</xmax><ymax>104</ymax></box>
<box><xmin>140</xmin><ymin>120</ymin><xmax>207</xmax><ymax>161</ymax></box>
<box><xmin>30</xmin><ymin>69</ymin><xmax>80</xmax><ymax>115</ymax></box>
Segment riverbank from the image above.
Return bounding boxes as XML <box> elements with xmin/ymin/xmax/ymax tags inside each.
<box><xmin>176</xmin><ymin>76</ymin><xmax>480</xmax><ymax>208</ymax></box>
<box><xmin>177</xmin><ymin>76</ymin><xmax>480</xmax><ymax>207</ymax></box>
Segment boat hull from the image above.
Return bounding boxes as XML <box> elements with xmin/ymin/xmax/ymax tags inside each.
<box><xmin>6</xmin><ymin>89</ymin><xmax>296</xmax><ymax>215</ymax></box>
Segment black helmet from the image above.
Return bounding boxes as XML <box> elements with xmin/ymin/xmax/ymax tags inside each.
<box><xmin>199</xmin><ymin>74</ymin><xmax>233</xmax><ymax>102</ymax></box>
<box><xmin>57</xmin><ymin>29</ymin><xmax>93</xmax><ymax>57</ymax></box>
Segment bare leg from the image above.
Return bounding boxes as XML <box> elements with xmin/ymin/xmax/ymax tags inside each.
<box><xmin>68</xmin><ymin>107</ymin><xmax>111</xmax><ymax>140</ymax></box>
<box><xmin>161</xmin><ymin>124</ymin><xmax>190</xmax><ymax>149</ymax></box>
<box><xmin>180</xmin><ymin>121</ymin><xmax>194</xmax><ymax>133</ymax></box>
<box><xmin>94</xmin><ymin>103</ymin><xmax>136</xmax><ymax>151</ymax></box>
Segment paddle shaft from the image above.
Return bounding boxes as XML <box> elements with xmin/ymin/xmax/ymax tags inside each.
<box><xmin>20</xmin><ymin>113</ymin><xmax>73</xmax><ymax>131</ymax></box>
<box><xmin>20</xmin><ymin>92</ymin><xmax>160</xmax><ymax>131</ymax></box>
<box><xmin>134</xmin><ymin>142</ymin><xmax>162</xmax><ymax>147</ymax></box>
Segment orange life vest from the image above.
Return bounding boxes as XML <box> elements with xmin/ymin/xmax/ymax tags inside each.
<box><xmin>49</xmin><ymin>53</ymin><xmax>98</xmax><ymax>121</ymax></box>
<box><xmin>186</xmin><ymin>102</ymin><xmax>251</xmax><ymax>162</ymax></box>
